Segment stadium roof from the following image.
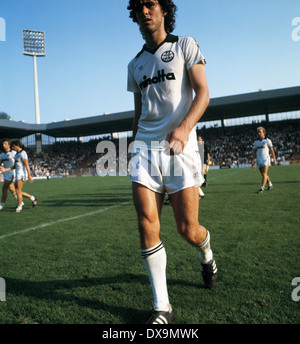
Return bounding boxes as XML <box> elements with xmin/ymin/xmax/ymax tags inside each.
<box><xmin>1</xmin><ymin>86</ymin><xmax>300</xmax><ymax>139</ymax></box>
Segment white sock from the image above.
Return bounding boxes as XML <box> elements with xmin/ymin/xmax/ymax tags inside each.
<box><xmin>197</xmin><ymin>230</ymin><xmax>213</xmax><ymax>264</ymax></box>
<box><xmin>13</xmin><ymin>193</ymin><xmax>18</xmax><ymax>200</ymax></box>
<box><xmin>30</xmin><ymin>195</ymin><xmax>35</xmax><ymax>201</ymax></box>
<box><xmin>141</xmin><ymin>241</ymin><xmax>170</xmax><ymax>312</ymax></box>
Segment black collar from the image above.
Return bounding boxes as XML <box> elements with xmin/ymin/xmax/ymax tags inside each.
<box><xmin>136</xmin><ymin>33</ymin><xmax>178</xmax><ymax>57</ymax></box>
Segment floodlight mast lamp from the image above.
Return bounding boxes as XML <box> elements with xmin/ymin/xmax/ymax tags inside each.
<box><xmin>22</xmin><ymin>29</ymin><xmax>45</xmax><ymax>125</ymax></box>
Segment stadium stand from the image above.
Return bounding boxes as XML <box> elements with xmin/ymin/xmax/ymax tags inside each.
<box><xmin>12</xmin><ymin>118</ymin><xmax>298</xmax><ymax>178</ymax></box>
<box><xmin>1</xmin><ymin>87</ymin><xmax>300</xmax><ymax>178</ymax></box>
<box><xmin>197</xmin><ymin>119</ymin><xmax>300</xmax><ymax>167</ymax></box>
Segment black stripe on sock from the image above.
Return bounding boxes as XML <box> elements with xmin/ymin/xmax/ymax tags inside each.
<box><xmin>141</xmin><ymin>242</ymin><xmax>164</xmax><ymax>259</ymax></box>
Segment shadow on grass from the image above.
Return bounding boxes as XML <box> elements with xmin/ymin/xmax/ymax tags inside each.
<box><xmin>5</xmin><ymin>274</ymin><xmax>203</xmax><ymax>324</ymax></box>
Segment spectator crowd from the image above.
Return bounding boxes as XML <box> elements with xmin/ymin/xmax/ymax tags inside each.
<box><xmin>200</xmin><ymin>120</ymin><xmax>300</xmax><ymax>167</ymax></box>
<box><xmin>3</xmin><ymin>119</ymin><xmax>299</xmax><ymax>178</ymax></box>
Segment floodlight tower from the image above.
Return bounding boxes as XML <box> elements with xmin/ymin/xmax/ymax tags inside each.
<box><xmin>22</xmin><ymin>29</ymin><xmax>45</xmax><ymax>152</ymax></box>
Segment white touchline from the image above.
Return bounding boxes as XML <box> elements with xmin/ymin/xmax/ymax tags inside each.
<box><xmin>0</xmin><ymin>201</ymin><xmax>131</xmax><ymax>241</ymax></box>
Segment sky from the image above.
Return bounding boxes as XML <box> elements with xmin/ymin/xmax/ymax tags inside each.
<box><xmin>0</xmin><ymin>0</ymin><xmax>299</xmax><ymax>125</ymax></box>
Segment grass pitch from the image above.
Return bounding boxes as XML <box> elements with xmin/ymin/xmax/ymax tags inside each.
<box><xmin>0</xmin><ymin>164</ymin><xmax>299</xmax><ymax>324</ymax></box>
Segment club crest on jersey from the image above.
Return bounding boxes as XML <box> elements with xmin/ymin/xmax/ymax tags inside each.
<box><xmin>139</xmin><ymin>69</ymin><xmax>176</xmax><ymax>90</ymax></box>
<box><xmin>161</xmin><ymin>50</ymin><xmax>174</xmax><ymax>62</ymax></box>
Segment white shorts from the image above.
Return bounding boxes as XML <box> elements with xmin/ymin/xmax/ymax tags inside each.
<box><xmin>3</xmin><ymin>170</ymin><xmax>15</xmax><ymax>183</ymax></box>
<box><xmin>256</xmin><ymin>156</ymin><xmax>270</xmax><ymax>168</ymax></box>
<box><xmin>130</xmin><ymin>149</ymin><xmax>204</xmax><ymax>195</ymax></box>
<box><xmin>15</xmin><ymin>172</ymin><xmax>27</xmax><ymax>182</ymax></box>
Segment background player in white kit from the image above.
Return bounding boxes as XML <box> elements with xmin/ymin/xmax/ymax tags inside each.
<box><xmin>127</xmin><ymin>0</ymin><xmax>217</xmax><ymax>324</ymax></box>
<box><xmin>0</xmin><ymin>140</ymin><xmax>37</xmax><ymax>212</ymax></box>
<box><xmin>0</xmin><ymin>138</ymin><xmax>18</xmax><ymax>211</ymax></box>
<box><xmin>252</xmin><ymin>126</ymin><xmax>277</xmax><ymax>193</ymax></box>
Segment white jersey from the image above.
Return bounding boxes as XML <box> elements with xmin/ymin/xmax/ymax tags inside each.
<box><xmin>0</xmin><ymin>150</ymin><xmax>16</xmax><ymax>181</ymax></box>
<box><xmin>253</xmin><ymin>138</ymin><xmax>273</xmax><ymax>160</ymax></box>
<box><xmin>15</xmin><ymin>150</ymin><xmax>29</xmax><ymax>180</ymax></box>
<box><xmin>127</xmin><ymin>34</ymin><xmax>206</xmax><ymax>152</ymax></box>
<box><xmin>253</xmin><ymin>138</ymin><xmax>273</xmax><ymax>167</ymax></box>
<box><xmin>1</xmin><ymin>150</ymin><xmax>15</xmax><ymax>169</ymax></box>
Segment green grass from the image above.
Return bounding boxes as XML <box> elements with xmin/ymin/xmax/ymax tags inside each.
<box><xmin>0</xmin><ymin>165</ymin><xmax>299</xmax><ymax>324</ymax></box>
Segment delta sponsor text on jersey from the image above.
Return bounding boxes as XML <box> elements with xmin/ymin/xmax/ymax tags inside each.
<box><xmin>139</xmin><ymin>69</ymin><xmax>176</xmax><ymax>90</ymax></box>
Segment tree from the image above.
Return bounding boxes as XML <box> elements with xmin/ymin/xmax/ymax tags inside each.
<box><xmin>0</xmin><ymin>112</ymin><xmax>12</xmax><ymax>120</ymax></box>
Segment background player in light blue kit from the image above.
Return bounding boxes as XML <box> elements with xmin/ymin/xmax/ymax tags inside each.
<box><xmin>252</xmin><ymin>126</ymin><xmax>277</xmax><ymax>193</ymax></box>
<box><xmin>0</xmin><ymin>138</ymin><xmax>18</xmax><ymax>211</ymax></box>
<box><xmin>0</xmin><ymin>140</ymin><xmax>38</xmax><ymax>212</ymax></box>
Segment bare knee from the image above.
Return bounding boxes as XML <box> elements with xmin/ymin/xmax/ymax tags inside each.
<box><xmin>137</xmin><ymin>215</ymin><xmax>161</xmax><ymax>249</ymax></box>
<box><xmin>138</xmin><ymin>214</ymin><xmax>157</xmax><ymax>232</ymax></box>
<box><xmin>177</xmin><ymin>222</ymin><xmax>206</xmax><ymax>246</ymax></box>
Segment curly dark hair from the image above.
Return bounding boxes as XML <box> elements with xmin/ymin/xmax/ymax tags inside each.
<box><xmin>127</xmin><ymin>0</ymin><xmax>177</xmax><ymax>33</ymax></box>
<box><xmin>11</xmin><ymin>139</ymin><xmax>23</xmax><ymax>148</ymax></box>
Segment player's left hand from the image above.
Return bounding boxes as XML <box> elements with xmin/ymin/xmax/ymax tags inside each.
<box><xmin>28</xmin><ymin>176</ymin><xmax>33</xmax><ymax>183</ymax></box>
